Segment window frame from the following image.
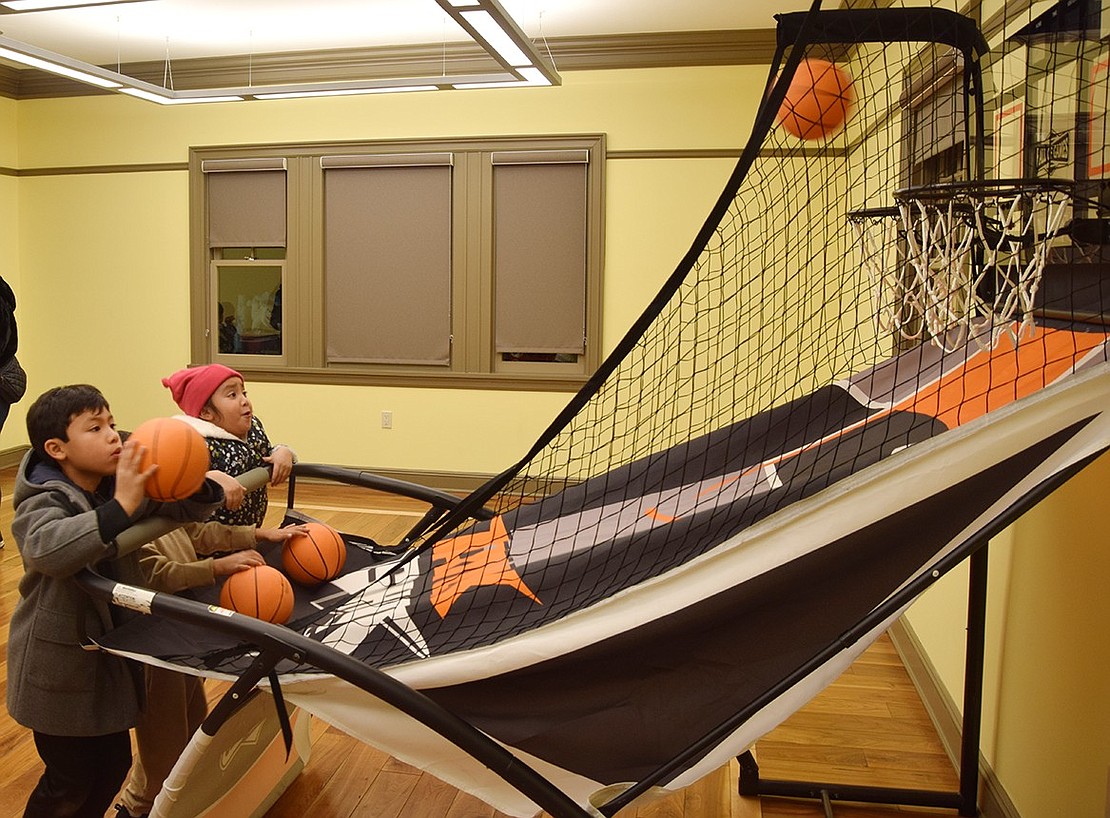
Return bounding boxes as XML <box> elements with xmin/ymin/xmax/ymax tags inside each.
<box><xmin>209</xmin><ymin>257</ymin><xmax>287</xmax><ymax>366</ymax></box>
<box><xmin>189</xmin><ymin>134</ymin><xmax>606</xmax><ymax>391</ymax></box>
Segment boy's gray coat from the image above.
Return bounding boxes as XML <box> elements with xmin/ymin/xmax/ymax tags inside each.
<box><xmin>6</xmin><ymin>450</ymin><xmax>221</xmax><ymax>736</ymax></box>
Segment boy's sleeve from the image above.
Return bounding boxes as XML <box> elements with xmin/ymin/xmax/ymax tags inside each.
<box><xmin>12</xmin><ymin>492</ymin><xmax>117</xmax><ymax>576</ymax></box>
<box><xmin>188</xmin><ymin>521</ymin><xmax>258</xmax><ymax>555</ymax></box>
<box><xmin>96</xmin><ymin>498</ymin><xmax>133</xmax><ymax>545</ymax></box>
<box><xmin>139</xmin><ymin>542</ymin><xmax>216</xmax><ymax>593</ymax></box>
<box><xmin>139</xmin><ymin>523</ymin><xmax>257</xmax><ymax>593</ymax></box>
<box><xmin>147</xmin><ymin>478</ymin><xmax>225</xmax><ymax>524</ymax></box>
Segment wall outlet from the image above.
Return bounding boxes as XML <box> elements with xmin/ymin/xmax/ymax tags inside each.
<box><xmin>381</xmin><ymin>410</ymin><xmax>393</xmax><ymax>430</ymax></box>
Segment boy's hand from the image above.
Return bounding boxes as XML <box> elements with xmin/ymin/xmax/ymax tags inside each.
<box><xmin>209</xmin><ymin>470</ymin><xmax>246</xmax><ymax>510</ymax></box>
<box><xmin>255</xmin><ymin>524</ymin><xmax>309</xmax><ymax>545</ymax></box>
<box><xmin>115</xmin><ymin>438</ymin><xmax>156</xmax><ymax>517</ymax></box>
<box><xmin>264</xmin><ymin>446</ymin><xmax>295</xmax><ymax>486</ymax></box>
<box><xmin>212</xmin><ymin>549</ymin><xmax>265</xmax><ymax>577</ymax></box>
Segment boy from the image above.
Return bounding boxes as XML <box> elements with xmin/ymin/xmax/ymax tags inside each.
<box><xmin>6</xmin><ymin>384</ymin><xmax>223</xmax><ymax>817</ymax></box>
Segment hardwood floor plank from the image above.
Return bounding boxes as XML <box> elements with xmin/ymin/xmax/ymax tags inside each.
<box><xmin>399</xmin><ymin>769</ymin><xmax>463</xmax><ymax>817</ymax></box>
<box><xmin>633</xmin><ymin>788</ymin><xmax>686</xmax><ymax>818</ymax></box>
<box><xmin>302</xmin><ymin>736</ymin><xmax>389</xmax><ymax>817</ymax></box>
<box><xmin>353</xmin><ymin>767</ymin><xmax>421</xmax><ymax>818</ymax></box>
<box><xmin>0</xmin><ymin>766</ymin><xmax>41</xmax><ymax>818</ymax></box>
<box><xmin>444</xmin><ymin>790</ymin><xmax>497</xmax><ymax>817</ymax></box>
<box><xmin>751</xmin><ymin>758</ymin><xmax>957</xmax><ymax>792</ymax></box>
<box><xmin>682</xmin><ymin>764</ymin><xmax>734</xmax><ymax>818</ymax></box>
<box><xmin>265</xmin><ymin>727</ymin><xmax>362</xmax><ymax>816</ymax></box>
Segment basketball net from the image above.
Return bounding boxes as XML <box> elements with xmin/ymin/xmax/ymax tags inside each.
<box><xmin>850</xmin><ymin>182</ymin><xmax>1071</xmax><ymax>352</ymax></box>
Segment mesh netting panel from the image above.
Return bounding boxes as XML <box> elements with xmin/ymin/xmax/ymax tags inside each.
<box><xmin>392</xmin><ymin>6</ymin><xmax>978</xmax><ymax>649</ymax></box>
<box><xmin>382</xmin><ymin>2</ymin><xmax>1103</xmax><ymax>651</ymax></box>
<box><xmin>179</xmin><ymin>1</ymin><xmax>1110</xmax><ymax>673</ymax></box>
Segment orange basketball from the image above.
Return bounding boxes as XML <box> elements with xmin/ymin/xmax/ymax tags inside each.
<box><xmin>219</xmin><ymin>565</ymin><xmax>295</xmax><ymax>624</ymax></box>
<box><xmin>776</xmin><ymin>58</ymin><xmax>855</xmax><ymax>141</ymax></box>
<box><xmin>282</xmin><ymin>522</ymin><xmax>347</xmax><ymax>586</ymax></box>
<box><xmin>129</xmin><ymin>417</ymin><xmax>210</xmax><ymax>501</ymax></box>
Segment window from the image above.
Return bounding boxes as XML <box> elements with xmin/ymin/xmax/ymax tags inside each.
<box><xmin>190</xmin><ymin>135</ymin><xmax>605</xmax><ymax>389</ymax></box>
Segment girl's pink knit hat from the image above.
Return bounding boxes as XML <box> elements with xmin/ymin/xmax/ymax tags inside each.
<box><xmin>161</xmin><ymin>364</ymin><xmax>242</xmax><ymax>418</ymax></box>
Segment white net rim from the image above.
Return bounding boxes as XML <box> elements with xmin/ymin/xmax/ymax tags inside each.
<box><xmin>848</xmin><ymin>177</ymin><xmax>1075</xmax><ymax>352</ymax></box>
<box><xmin>848</xmin><ymin>177</ymin><xmax>1076</xmax><ymax>222</ymax></box>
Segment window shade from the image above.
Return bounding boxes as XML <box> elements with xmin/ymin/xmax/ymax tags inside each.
<box><xmin>493</xmin><ymin>159</ymin><xmax>588</xmax><ymax>355</ymax></box>
<box><xmin>911</xmin><ymin>80</ymin><xmax>966</xmax><ymax>164</ymax></box>
<box><xmin>205</xmin><ymin>159</ymin><xmax>287</xmax><ymax>248</ymax></box>
<box><xmin>321</xmin><ymin>153</ymin><xmax>453</xmax><ymax>169</ymax></box>
<box><xmin>324</xmin><ymin>164</ymin><xmax>452</xmax><ymax>365</ymax></box>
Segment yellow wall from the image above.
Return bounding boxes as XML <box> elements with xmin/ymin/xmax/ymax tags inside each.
<box><xmin>904</xmin><ymin>453</ymin><xmax>1110</xmax><ymax>816</ymax></box>
<box><xmin>996</xmin><ymin>452</ymin><xmax>1110</xmax><ymax>816</ymax></box>
<box><xmin>5</xmin><ymin>65</ymin><xmax>759</xmax><ymax>473</ymax></box>
<box><xmin>0</xmin><ymin>96</ymin><xmax>19</xmax><ymax>452</ymax></box>
<box><xmin>898</xmin><ymin>4</ymin><xmax>1110</xmax><ymax>811</ymax></box>
<box><xmin>5</xmin><ymin>54</ymin><xmax>1108</xmax><ymax>816</ymax></box>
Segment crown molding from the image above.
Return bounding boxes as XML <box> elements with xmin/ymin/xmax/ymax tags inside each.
<box><xmin>0</xmin><ymin>29</ymin><xmax>776</xmax><ymax>100</ymax></box>
<box><xmin>0</xmin><ymin>64</ymin><xmax>19</xmax><ymax>98</ymax></box>
<box><xmin>552</xmin><ymin>29</ymin><xmax>778</xmax><ymax>69</ymax></box>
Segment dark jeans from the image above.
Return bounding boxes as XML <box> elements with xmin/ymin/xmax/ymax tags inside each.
<box><xmin>24</xmin><ymin>730</ymin><xmax>132</xmax><ymax>818</ymax></box>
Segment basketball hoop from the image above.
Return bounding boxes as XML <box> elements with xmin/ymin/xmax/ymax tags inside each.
<box><xmin>849</xmin><ymin>179</ymin><xmax>1072</xmax><ymax>351</ymax></box>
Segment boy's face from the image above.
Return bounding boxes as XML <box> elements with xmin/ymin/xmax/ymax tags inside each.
<box><xmin>201</xmin><ymin>376</ymin><xmax>253</xmax><ymax>439</ymax></box>
<box><xmin>44</xmin><ymin>407</ymin><xmax>123</xmax><ymax>490</ymax></box>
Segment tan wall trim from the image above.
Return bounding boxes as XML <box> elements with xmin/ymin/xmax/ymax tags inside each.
<box><xmin>1</xmin><ymin>29</ymin><xmax>776</xmax><ymax>101</ymax></box>
<box><xmin>609</xmin><ymin>149</ymin><xmax>743</xmax><ymax>160</ymax></box>
<box><xmin>609</xmin><ymin>147</ymin><xmax>846</xmax><ymax>160</ymax></box>
<box><xmin>888</xmin><ymin>617</ymin><xmax>1020</xmax><ymax>818</ymax></box>
<box><xmin>0</xmin><ymin>445</ymin><xmax>27</xmax><ymax>470</ymax></box>
<box><xmin>14</xmin><ymin>163</ymin><xmax>189</xmax><ymax>177</ymax></box>
<box><xmin>551</xmin><ymin>29</ymin><xmax>778</xmax><ymax>70</ymax></box>
<box><xmin>10</xmin><ymin>152</ymin><xmax>830</xmax><ymax>177</ymax></box>
<box><xmin>293</xmin><ymin>465</ymin><xmax>492</xmax><ymax>496</ymax></box>
<box><xmin>0</xmin><ymin>64</ymin><xmax>18</xmax><ymax>97</ymax></box>
<box><xmin>0</xmin><ymin>441</ymin><xmax>486</xmax><ymax>496</ymax></box>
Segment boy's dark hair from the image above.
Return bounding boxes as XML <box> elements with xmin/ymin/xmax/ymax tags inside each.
<box><xmin>27</xmin><ymin>384</ymin><xmax>110</xmax><ymax>460</ymax></box>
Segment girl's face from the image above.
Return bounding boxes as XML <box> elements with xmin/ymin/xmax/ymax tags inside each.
<box><xmin>200</xmin><ymin>376</ymin><xmax>252</xmax><ymax>439</ymax></box>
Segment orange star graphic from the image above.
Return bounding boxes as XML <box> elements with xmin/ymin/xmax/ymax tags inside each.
<box><xmin>430</xmin><ymin>516</ymin><xmax>541</xmax><ymax>618</ymax></box>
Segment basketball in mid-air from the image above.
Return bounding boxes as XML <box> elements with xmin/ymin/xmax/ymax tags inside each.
<box><xmin>776</xmin><ymin>58</ymin><xmax>855</xmax><ymax>140</ymax></box>
<box><xmin>282</xmin><ymin>522</ymin><xmax>347</xmax><ymax>586</ymax></box>
<box><xmin>219</xmin><ymin>565</ymin><xmax>295</xmax><ymax>624</ymax></box>
<box><xmin>129</xmin><ymin>417</ymin><xmax>209</xmax><ymax>501</ymax></box>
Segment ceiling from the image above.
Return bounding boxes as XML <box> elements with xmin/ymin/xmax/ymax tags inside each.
<box><xmin>0</xmin><ymin>0</ymin><xmax>815</xmax><ymax>70</ymax></box>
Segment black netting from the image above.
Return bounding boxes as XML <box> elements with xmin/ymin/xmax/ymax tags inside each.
<box><xmin>369</xmin><ymin>0</ymin><xmax>1110</xmax><ymax>654</ymax></box>
<box><xmin>157</xmin><ymin>1</ymin><xmax>1110</xmax><ymax>674</ymax></box>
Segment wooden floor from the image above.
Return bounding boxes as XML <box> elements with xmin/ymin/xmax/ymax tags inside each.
<box><xmin>0</xmin><ymin>466</ymin><xmax>962</xmax><ymax>818</ymax></box>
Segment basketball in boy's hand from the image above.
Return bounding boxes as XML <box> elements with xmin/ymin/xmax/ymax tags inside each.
<box><xmin>282</xmin><ymin>522</ymin><xmax>347</xmax><ymax>586</ymax></box>
<box><xmin>219</xmin><ymin>565</ymin><xmax>294</xmax><ymax>624</ymax></box>
<box><xmin>129</xmin><ymin>417</ymin><xmax>210</xmax><ymax>500</ymax></box>
<box><xmin>776</xmin><ymin>58</ymin><xmax>855</xmax><ymax>141</ymax></box>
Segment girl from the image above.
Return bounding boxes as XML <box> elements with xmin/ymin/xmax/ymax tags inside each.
<box><xmin>161</xmin><ymin>364</ymin><xmax>295</xmax><ymax>526</ymax></box>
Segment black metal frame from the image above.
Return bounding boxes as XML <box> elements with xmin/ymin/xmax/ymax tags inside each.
<box><xmin>77</xmin><ymin>567</ymin><xmax>599</xmax><ymax>818</ymax></box>
<box><xmin>285</xmin><ymin>462</ymin><xmax>494</xmax><ymax>551</ymax></box>
<box><xmin>76</xmin><ymin>440</ymin><xmax>1105</xmax><ymax>818</ymax></box>
<box><xmin>736</xmin><ymin>546</ymin><xmax>987</xmax><ymax>817</ymax></box>
<box><xmin>733</xmin><ymin>449</ymin><xmax>1106</xmax><ymax>818</ymax></box>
